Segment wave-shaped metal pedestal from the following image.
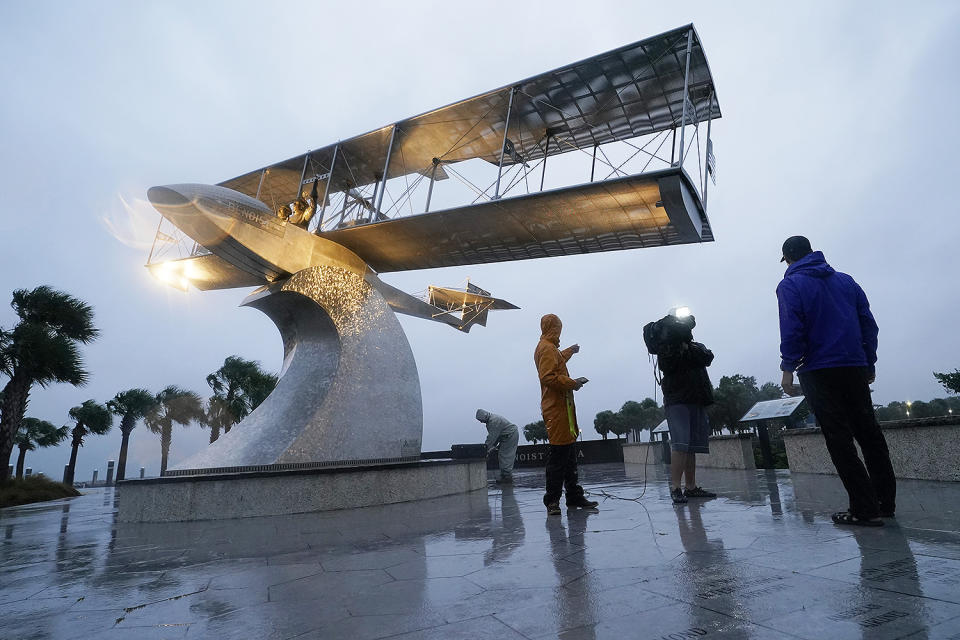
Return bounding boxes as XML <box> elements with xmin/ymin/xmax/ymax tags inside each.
<box><xmin>171</xmin><ymin>265</ymin><xmax>422</xmax><ymax>472</ymax></box>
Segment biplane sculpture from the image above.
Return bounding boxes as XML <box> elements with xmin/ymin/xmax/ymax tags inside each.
<box><xmin>146</xmin><ymin>24</ymin><xmax>720</xmax><ymax>473</ymax></box>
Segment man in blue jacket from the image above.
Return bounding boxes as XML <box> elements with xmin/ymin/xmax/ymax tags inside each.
<box><xmin>777</xmin><ymin>236</ymin><xmax>896</xmax><ymax>527</ymax></box>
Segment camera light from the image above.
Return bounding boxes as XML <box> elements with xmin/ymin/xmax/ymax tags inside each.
<box><xmin>672</xmin><ymin>306</ymin><xmax>691</xmax><ymax>318</ymax></box>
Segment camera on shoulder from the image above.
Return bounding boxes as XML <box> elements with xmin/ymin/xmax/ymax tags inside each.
<box><xmin>642</xmin><ymin>313</ymin><xmax>696</xmax><ymax>356</ymax></box>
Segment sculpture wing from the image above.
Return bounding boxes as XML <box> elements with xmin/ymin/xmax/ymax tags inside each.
<box><xmin>217</xmin><ymin>24</ymin><xmax>719</xmax><ymax>211</ymax></box>
<box><xmin>318</xmin><ymin>167</ymin><xmax>710</xmax><ymax>273</ymax></box>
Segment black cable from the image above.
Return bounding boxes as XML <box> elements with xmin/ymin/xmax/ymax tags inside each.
<box><xmin>585</xmin><ymin>439</ymin><xmax>651</xmax><ymax>502</ymax></box>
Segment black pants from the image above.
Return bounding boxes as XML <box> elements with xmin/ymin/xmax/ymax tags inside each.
<box><xmin>799</xmin><ymin>366</ymin><xmax>896</xmax><ymax>519</ymax></box>
<box><xmin>544</xmin><ymin>443</ymin><xmax>585</xmax><ymax>506</ymax></box>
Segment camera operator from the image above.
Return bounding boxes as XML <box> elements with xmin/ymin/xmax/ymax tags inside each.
<box><xmin>646</xmin><ymin>310</ymin><xmax>717</xmax><ymax>504</ymax></box>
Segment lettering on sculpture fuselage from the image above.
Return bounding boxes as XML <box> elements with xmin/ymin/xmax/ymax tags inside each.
<box><xmin>207</xmin><ymin>197</ymin><xmax>285</xmax><ymax>237</ymax></box>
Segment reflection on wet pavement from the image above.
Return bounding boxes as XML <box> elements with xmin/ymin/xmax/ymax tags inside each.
<box><xmin>1</xmin><ymin>465</ymin><xmax>958</xmax><ymax>639</ymax></box>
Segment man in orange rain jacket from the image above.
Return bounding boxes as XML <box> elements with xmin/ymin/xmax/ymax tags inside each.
<box><xmin>534</xmin><ymin>314</ymin><xmax>599</xmax><ymax>515</ymax></box>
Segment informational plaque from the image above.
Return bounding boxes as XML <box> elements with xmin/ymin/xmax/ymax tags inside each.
<box><xmin>739</xmin><ymin>397</ymin><xmax>806</xmax><ymax>422</ymax></box>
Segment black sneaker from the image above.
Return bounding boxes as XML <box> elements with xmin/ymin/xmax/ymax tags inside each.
<box><xmin>684</xmin><ymin>486</ymin><xmax>717</xmax><ymax>498</ymax></box>
<box><xmin>566</xmin><ymin>497</ymin><xmax>599</xmax><ymax>509</ymax></box>
<box><xmin>671</xmin><ymin>487</ymin><xmax>688</xmax><ymax>504</ymax></box>
<box><xmin>546</xmin><ymin>502</ymin><xmax>561</xmax><ymax>516</ymax></box>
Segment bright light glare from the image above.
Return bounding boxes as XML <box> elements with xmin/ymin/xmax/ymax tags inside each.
<box><xmin>672</xmin><ymin>306</ymin><xmax>691</xmax><ymax>318</ymax></box>
<box><xmin>150</xmin><ymin>261</ymin><xmax>190</xmax><ymax>292</ymax></box>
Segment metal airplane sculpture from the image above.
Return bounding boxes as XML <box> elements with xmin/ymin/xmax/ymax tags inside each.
<box><xmin>146</xmin><ymin>24</ymin><xmax>721</xmax><ymax>473</ymax></box>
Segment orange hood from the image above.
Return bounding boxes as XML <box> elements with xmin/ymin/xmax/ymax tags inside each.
<box><xmin>540</xmin><ymin>314</ymin><xmax>562</xmax><ymax>346</ymax></box>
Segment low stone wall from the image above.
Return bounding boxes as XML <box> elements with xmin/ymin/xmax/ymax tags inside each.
<box><xmin>117</xmin><ymin>458</ymin><xmax>486</xmax><ymax>523</ymax></box>
<box><xmin>622</xmin><ymin>441</ymin><xmax>665</xmax><ymax>465</ymax></box>
<box><xmin>623</xmin><ymin>433</ymin><xmax>756</xmax><ymax>470</ymax></box>
<box><xmin>485</xmin><ymin>438</ymin><xmax>624</xmax><ymax>469</ymax></box>
<box><xmin>698</xmin><ymin>433</ymin><xmax>756</xmax><ymax>470</ymax></box>
<box><xmin>782</xmin><ymin>418</ymin><xmax>960</xmax><ymax>482</ymax></box>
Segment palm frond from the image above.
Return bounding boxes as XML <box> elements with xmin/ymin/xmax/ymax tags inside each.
<box><xmin>11</xmin><ymin>286</ymin><xmax>99</xmax><ymax>343</ymax></box>
<box><xmin>9</xmin><ymin>324</ymin><xmax>88</xmax><ymax>387</ymax></box>
<box><xmin>69</xmin><ymin>399</ymin><xmax>113</xmax><ymax>435</ymax></box>
<box><xmin>108</xmin><ymin>388</ymin><xmax>158</xmax><ymax>418</ymax></box>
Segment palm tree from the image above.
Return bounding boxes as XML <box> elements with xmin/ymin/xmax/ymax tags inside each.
<box><xmin>14</xmin><ymin>418</ymin><xmax>69</xmax><ymax>478</ymax></box>
<box><xmin>107</xmin><ymin>389</ymin><xmax>158</xmax><ymax>481</ymax></box>
<box><xmin>201</xmin><ymin>396</ymin><xmax>232</xmax><ymax>444</ymax></box>
<box><xmin>0</xmin><ymin>286</ymin><xmax>98</xmax><ymax>480</ymax></box>
<box><xmin>64</xmin><ymin>400</ymin><xmax>113</xmax><ymax>485</ymax></box>
<box><xmin>145</xmin><ymin>386</ymin><xmax>202</xmax><ymax>476</ymax></box>
<box><xmin>205</xmin><ymin>356</ymin><xmax>278</xmax><ymax>440</ymax></box>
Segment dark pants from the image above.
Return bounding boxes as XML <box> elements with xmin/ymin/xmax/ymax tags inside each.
<box><xmin>799</xmin><ymin>366</ymin><xmax>896</xmax><ymax>519</ymax></box>
<box><xmin>544</xmin><ymin>443</ymin><xmax>585</xmax><ymax>506</ymax></box>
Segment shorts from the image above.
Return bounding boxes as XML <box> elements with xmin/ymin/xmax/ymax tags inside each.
<box><xmin>665</xmin><ymin>404</ymin><xmax>710</xmax><ymax>454</ymax></box>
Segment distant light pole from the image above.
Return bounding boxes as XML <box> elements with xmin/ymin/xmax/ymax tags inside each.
<box><xmin>906</xmin><ymin>401</ymin><xmax>912</xmax><ymax>418</ymax></box>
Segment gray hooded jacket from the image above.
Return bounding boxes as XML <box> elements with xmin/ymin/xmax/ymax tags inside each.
<box><xmin>476</xmin><ymin>409</ymin><xmax>519</xmax><ymax>450</ymax></box>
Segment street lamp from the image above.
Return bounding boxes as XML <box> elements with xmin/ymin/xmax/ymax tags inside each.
<box><xmin>906</xmin><ymin>400</ymin><xmax>912</xmax><ymax>418</ymax></box>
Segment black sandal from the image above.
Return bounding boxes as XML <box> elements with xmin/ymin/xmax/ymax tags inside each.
<box><xmin>831</xmin><ymin>511</ymin><xmax>883</xmax><ymax>527</ymax></box>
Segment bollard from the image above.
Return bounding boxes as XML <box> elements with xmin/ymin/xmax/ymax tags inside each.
<box><xmin>139</xmin><ymin>467</ymin><xmax>145</xmax><ymax>479</ymax></box>
<box><xmin>105</xmin><ymin>460</ymin><xmax>115</xmax><ymax>485</ymax></box>
<box><xmin>63</xmin><ymin>464</ymin><xmax>70</xmax><ymax>484</ymax></box>
<box><xmin>92</xmin><ymin>469</ymin><xmax>99</xmax><ymax>485</ymax></box>
<box><xmin>25</xmin><ymin>467</ymin><xmax>32</xmax><ymax>478</ymax></box>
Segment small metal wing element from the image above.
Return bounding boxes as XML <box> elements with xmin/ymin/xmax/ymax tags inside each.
<box><xmin>427</xmin><ymin>283</ymin><xmax>519</xmax><ymax>332</ymax></box>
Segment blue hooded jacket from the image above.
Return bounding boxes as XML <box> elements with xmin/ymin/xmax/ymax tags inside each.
<box><xmin>776</xmin><ymin>251</ymin><xmax>878</xmax><ymax>373</ymax></box>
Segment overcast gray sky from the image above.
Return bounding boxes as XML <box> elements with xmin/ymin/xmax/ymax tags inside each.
<box><xmin>2</xmin><ymin>1</ymin><xmax>958</xmax><ymax>481</ymax></box>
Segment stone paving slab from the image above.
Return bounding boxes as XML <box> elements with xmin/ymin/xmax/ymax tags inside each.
<box><xmin>1</xmin><ymin>463</ymin><xmax>959</xmax><ymax>639</ymax></box>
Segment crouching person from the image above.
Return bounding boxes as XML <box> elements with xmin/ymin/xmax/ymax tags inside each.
<box><xmin>476</xmin><ymin>409</ymin><xmax>520</xmax><ymax>484</ymax></box>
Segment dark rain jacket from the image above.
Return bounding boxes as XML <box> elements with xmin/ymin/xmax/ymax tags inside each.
<box><xmin>534</xmin><ymin>314</ymin><xmax>580</xmax><ymax>445</ymax></box>
<box><xmin>658</xmin><ymin>341</ymin><xmax>715</xmax><ymax>407</ymax></box>
<box><xmin>776</xmin><ymin>251</ymin><xmax>879</xmax><ymax>373</ymax></box>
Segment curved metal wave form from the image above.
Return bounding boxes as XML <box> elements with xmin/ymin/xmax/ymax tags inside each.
<box><xmin>171</xmin><ymin>265</ymin><xmax>423</xmax><ymax>471</ymax></box>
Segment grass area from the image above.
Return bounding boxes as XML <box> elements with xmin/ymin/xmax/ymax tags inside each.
<box><xmin>0</xmin><ymin>476</ymin><xmax>80</xmax><ymax>508</ymax></box>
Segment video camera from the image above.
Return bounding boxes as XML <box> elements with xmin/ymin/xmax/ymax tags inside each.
<box><xmin>643</xmin><ymin>312</ymin><xmax>696</xmax><ymax>356</ymax></box>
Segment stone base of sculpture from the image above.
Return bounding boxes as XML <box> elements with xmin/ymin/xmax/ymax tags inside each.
<box><xmin>117</xmin><ymin>457</ymin><xmax>487</xmax><ymax>523</ymax></box>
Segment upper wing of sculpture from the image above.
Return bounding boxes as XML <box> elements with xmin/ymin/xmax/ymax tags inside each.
<box><xmin>218</xmin><ymin>24</ymin><xmax>720</xmax><ymax>212</ymax></box>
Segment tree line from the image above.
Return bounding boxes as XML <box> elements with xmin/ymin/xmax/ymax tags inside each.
<box><xmin>0</xmin><ymin>286</ymin><xmax>276</xmax><ymax>483</ymax></box>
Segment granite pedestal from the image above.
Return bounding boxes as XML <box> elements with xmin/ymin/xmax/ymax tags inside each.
<box><xmin>117</xmin><ymin>458</ymin><xmax>486</xmax><ymax>523</ymax></box>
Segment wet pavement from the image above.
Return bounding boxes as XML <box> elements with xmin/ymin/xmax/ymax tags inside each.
<box><xmin>1</xmin><ymin>463</ymin><xmax>959</xmax><ymax>639</ymax></box>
